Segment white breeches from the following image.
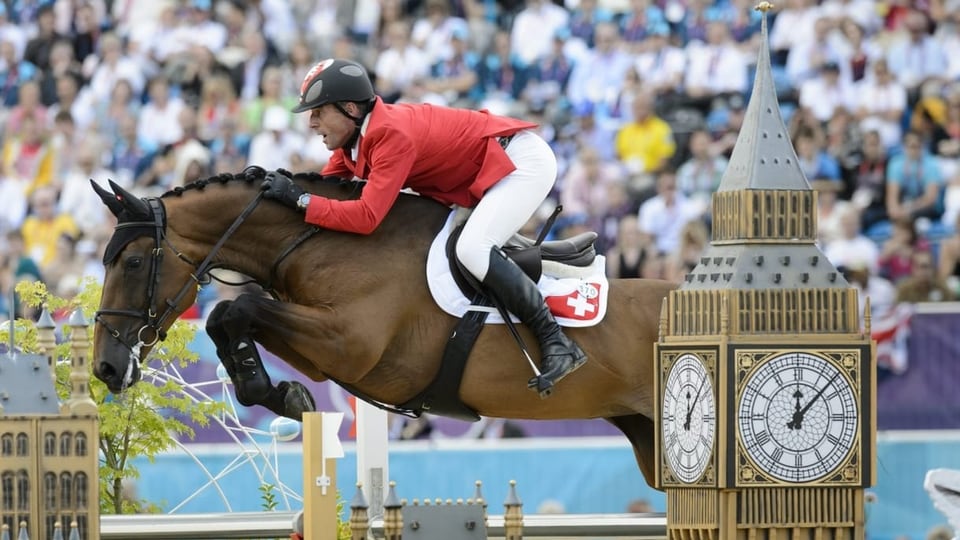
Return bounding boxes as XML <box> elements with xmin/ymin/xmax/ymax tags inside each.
<box><xmin>455</xmin><ymin>129</ymin><xmax>558</xmax><ymax>280</ymax></box>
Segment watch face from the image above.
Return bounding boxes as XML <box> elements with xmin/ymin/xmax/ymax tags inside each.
<box><xmin>662</xmin><ymin>353</ymin><xmax>715</xmax><ymax>483</ymax></box>
<box><xmin>738</xmin><ymin>352</ymin><xmax>858</xmax><ymax>483</ymax></box>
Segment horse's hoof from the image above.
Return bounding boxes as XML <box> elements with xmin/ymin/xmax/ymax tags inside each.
<box><xmin>280</xmin><ymin>381</ymin><xmax>317</xmax><ymax>421</ymax></box>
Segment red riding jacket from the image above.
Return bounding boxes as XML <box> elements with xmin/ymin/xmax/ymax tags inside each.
<box><xmin>306</xmin><ymin>97</ymin><xmax>537</xmax><ymax>234</ymax></box>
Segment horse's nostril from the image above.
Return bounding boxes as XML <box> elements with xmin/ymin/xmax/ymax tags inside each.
<box><xmin>97</xmin><ymin>362</ymin><xmax>116</xmax><ymax>381</ymax></box>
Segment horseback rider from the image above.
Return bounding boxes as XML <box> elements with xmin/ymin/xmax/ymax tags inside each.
<box><xmin>259</xmin><ymin>58</ymin><xmax>586</xmax><ymax>396</ymax></box>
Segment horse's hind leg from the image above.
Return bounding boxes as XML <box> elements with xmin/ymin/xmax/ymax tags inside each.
<box><xmin>606</xmin><ymin>414</ymin><xmax>660</xmax><ymax>490</ymax></box>
<box><xmin>206</xmin><ymin>298</ymin><xmax>315</xmax><ymax>420</ymax></box>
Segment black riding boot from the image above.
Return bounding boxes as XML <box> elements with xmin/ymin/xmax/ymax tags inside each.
<box><xmin>482</xmin><ymin>250</ymin><xmax>587</xmax><ymax>397</ymax></box>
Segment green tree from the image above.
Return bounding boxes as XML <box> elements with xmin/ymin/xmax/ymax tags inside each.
<box><xmin>10</xmin><ymin>279</ymin><xmax>225</xmax><ymax>514</ymax></box>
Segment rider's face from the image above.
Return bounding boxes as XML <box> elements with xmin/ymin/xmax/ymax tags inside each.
<box><xmin>309</xmin><ymin>104</ymin><xmax>358</xmax><ymax>150</ymax></box>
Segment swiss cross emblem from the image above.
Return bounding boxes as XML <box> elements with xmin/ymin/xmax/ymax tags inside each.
<box><xmin>301</xmin><ymin>59</ymin><xmax>334</xmax><ymax>97</ymax></box>
<box><xmin>546</xmin><ymin>282</ymin><xmax>602</xmax><ymax>320</ymax></box>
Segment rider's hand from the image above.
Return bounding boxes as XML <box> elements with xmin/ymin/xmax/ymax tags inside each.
<box><xmin>260</xmin><ymin>170</ymin><xmax>304</xmax><ymax>210</ymax></box>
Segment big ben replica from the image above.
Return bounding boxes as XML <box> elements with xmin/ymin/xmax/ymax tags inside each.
<box><xmin>654</xmin><ymin>4</ymin><xmax>876</xmax><ymax>539</ymax></box>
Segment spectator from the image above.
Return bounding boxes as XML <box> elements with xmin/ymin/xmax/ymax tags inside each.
<box><xmin>795</xmin><ymin>132</ymin><xmax>842</xmax><ymax>184</ymax></box>
<box><xmin>664</xmin><ymin>219</ymin><xmax>709</xmax><ymax>283</ymax></box>
<box><xmin>47</xmin><ymin>72</ymin><xmax>95</xmax><ymax>131</ymax></box>
<box><xmin>937</xmin><ymin>213</ymin><xmax>960</xmax><ymax>294</ymax></box>
<box><xmin>38</xmin><ymin>38</ymin><xmax>81</xmax><ymax>107</ymax></box>
<box><xmin>895</xmin><ymin>249</ymin><xmax>954</xmax><ymax>303</ymax></box>
<box><xmin>614</xmin><ymin>91</ymin><xmax>676</xmax><ymax>175</ymax></box>
<box><xmin>525</xmin><ymin>29</ymin><xmax>575</xmax><ymax>111</ymax></box>
<box><xmin>2</xmin><ymin>114</ymin><xmax>54</xmax><ymax>205</ymax></box>
<box><xmin>632</xmin><ymin>24</ymin><xmax>685</xmax><ymax>100</ymax></box>
<box><xmin>138</xmin><ymin>75</ymin><xmax>187</xmax><ymax>149</ymax></box>
<box><xmin>242</xmin><ymin>65</ymin><xmax>298</xmax><ymax>133</ymax></box>
<box><xmin>848</xmin><ymin>130</ymin><xmax>890</xmax><ymax>232</ymax></box>
<box><xmin>374</xmin><ymin>20</ymin><xmax>431</xmax><ymax>102</ymax></box>
<box><xmin>823</xmin><ymin>206</ymin><xmax>880</xmax><ymax>273</ymax></box>
<box><xmin>565</xmin><ymin>22</ymin><xmax>633</xmax><ymax>119</ymax></box>
<box><xmin>43</xmin><ymin>233</ymin><xmax>86</xmax><ymax>299</ymax></box>
<box><xmin>566</xmin><ymin>0</ymin><xmax>614</xmax><ymax>49</ymax></box>
<box><xmin>814</xmin><ymin>179</ymin><xmax>851</xmax><ymax>246</ymax></box>
<box><xmin>423</xmin><ymin>28</ymin><xmax>481</xmax><ymax>106</ymax></box>
<box><xmin>413</xmin><ymin>0</ymin><xmax>470</xmax><ymax>66</ymax></box>
<box><xmin>559</xmin><ymin>145</ymin><xmax>625</xmax><ymax>220</ymax></box>
<box><xmin>854</xmin><ymin>58</ymin><xmax>907</xmax><ymax>150</ymax></box>
<box><xmin>59</xmin><ymin>141</ymin><xmax>115</xmax><ymax>238</ymax></box>
<box><xmin>885</xmin><ymin>130</ymin><xmax>944</xmax><ymax>223</ymax></box>
<box><xmin>768</xmin><ymin>0</ymin><xmax>822</xmax><ymax>62</ymax></box>
<box><xmin>786</xmin><ymin>16</ymin><xmax>847</xmax><ymax>89</ymax></box>
<box><xmin>682</xmin><ymin>21</ymin><xmax>748</xmax><ymax>109</ymax></box>
<box><xmin>230</xmin><ymin>29</ymin><xmax>284</xmax><ymax>102</ymax></box>
<box><xmin>5</xmin><ymin>80</ymin><xmax>48</xmax><ymax>139</ymax></box>
<box><xmin>605</xmin><ymin>214</ymin><xmax>648</xmax><ymax>279</ymax></box>
<box><xmin>509</xmin><ymin>0</ymin><xmax>569</xmax><ymax>66</ymax></box>
<box><xmin>879</xmin><ymin>217</ymin><xmax>925</xmax><ymax>284</ymax></box>
<box><xmin>676</xmin><ymin>129</ymin><xmax>727</xmax><ymax>211</ymax></box>
<box><xmin>798</xmin><ymin>61</ymin><xmax>855</xmax><ymax>124</ymax></box>
<box><xmin>21</xmin><ymin>186</ymin><xmax>79</xmax><ymax>272</ymax></box>
<box><xmin>619</xmin><ymin>0</ymin><xmax>666</xmax><ymax>47</ymax></box>
<box><xmin>23</xmin><ymin>5</ymin><xmax>63</xmax><ymax>72</ymax></box>
<box><xmin>111</xmin><ymin>112</ymin><xmax>154</xmax><ymax>189</ymax></box>
<box><xmin>87</xmin><ymin>32</ymin><xmax>145</xmax><ymax>105</ymax></box>
<box><xmin>841</xmin><ymin>260</ymin><xmax>896</xmax><ymax>330</ymax></box>
<box><xmin>478</xmin><ymin>29</ymin><xmax>531</xmax><ymax>105</ymax></box>
<box><xmin>886</xmin><ymin>10</ymin><xmax>948</xmax><ymax>100</ymax></box>
<box><xmin>0</xmin><ymin>229</ymin><xmax>42</xmax><ymax>320</ymax></box>
<box><xmin>836</xmin><ymin>20</ymin><xmax>880</xmax><ymax>84</ymax></box>
<box><xmin>637</xmin><ymin>170</ymin><xmax>702</xmax><ymax>255</ymax></box>
<box><xmin>247</xmin><ymin>105</ymin><xmax>305</xmax><ymax>172</ymax></box>
<box><xmin>197</xmin><ymin>73</ymin><xmax>241</xmax><ymax>142</ymax></box>
<box><xmin>92</xmin><ymin>77</ymin><xmax>141</xmax><ymax>148</ymax></box>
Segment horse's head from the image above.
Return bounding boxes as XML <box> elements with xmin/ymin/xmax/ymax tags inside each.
<box><xmin>90</xmin><ymin>180</ymin><xmax>201</xmax><ymax>393</ymax></box>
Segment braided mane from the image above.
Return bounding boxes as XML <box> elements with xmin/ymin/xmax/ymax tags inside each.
<box><xmin>159</xmin><ymin>167</ymin><xmax>365</xmax><ymax>199</ymax></box>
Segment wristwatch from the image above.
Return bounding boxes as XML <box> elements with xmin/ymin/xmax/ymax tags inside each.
<box><xmin>297</xmin><ymin>193</ymin><xmax>312</xmax><ymax>211</ymax></box>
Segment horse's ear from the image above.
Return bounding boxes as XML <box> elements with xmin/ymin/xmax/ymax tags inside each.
<box><xmin>108</xmin><ymin>179</ymin><xmax>151</xmax><ymax>217</ymax></box>
<box><xmin>90</xmin><ymin>179</ymin><xmax>125</xmax><ymax>217</ymax></box>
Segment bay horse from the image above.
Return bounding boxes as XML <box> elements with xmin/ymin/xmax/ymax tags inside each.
<box><xmin>90</xmin><ymin>168</ymin><xmax>674</xmax><ymax>487</ymax></box>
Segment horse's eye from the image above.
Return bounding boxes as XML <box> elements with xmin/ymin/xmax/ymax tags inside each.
<box><xmin>125</xmin><ymin>257</ymin><xmax>143</xmax><ymax>270</ymax></box>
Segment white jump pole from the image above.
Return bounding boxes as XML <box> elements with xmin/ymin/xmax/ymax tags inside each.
<box><xmin>355</xmin><ymin>401</ymin><xmax>389</xmax><ymax>520</ymax></box>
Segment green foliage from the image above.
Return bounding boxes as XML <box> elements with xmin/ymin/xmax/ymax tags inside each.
<box><xmin>259</xmin><ymin>483</ymin><xmax>279</xmax><ymax>512</ymax></box>
<box><xmin>13</xmin><ymin>279</ymin><xmax>226</xmax><ymax>514</ymax></box>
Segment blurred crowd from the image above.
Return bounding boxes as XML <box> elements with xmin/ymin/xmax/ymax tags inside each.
<box><xmin>1</xmin><ymin>0</ymin><xmax>960</xmax><ymax>328</ymax></box>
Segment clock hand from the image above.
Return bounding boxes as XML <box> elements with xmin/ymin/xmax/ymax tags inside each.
<box><xmin>684</xmin><ymin>377</ymin><xmax>707</xmax><ymax>431</ymax></box>
<box><xmin>787</xmin><ymin>371</ymin><xmax>841</xmax><ymax>430</ymax></box>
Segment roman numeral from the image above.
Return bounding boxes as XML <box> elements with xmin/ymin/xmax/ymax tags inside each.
<box><xmin>755</xmin><ymin>431</ymin><xmax>771</xmax><ymax>446</ymax></box>
<box><xmin>827</xmin><ymin>433</ymin><xmax>841</xmax><ymax>445</ymax></box>
<box><xmin>771</xmin><ymin>447</ymin><xmax>783</xmax><ymax>462</ymax></box>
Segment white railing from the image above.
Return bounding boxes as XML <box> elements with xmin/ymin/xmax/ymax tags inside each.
<box><xmin>100</xmin><ymin>512</ymin><xmax>668</xmax><ymax>539</ymax></box>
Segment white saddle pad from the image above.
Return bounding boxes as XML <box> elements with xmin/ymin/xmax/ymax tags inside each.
<box><xmin>426</xmin><ymin>212</ymin><xmax>609</xmax><ymax>328</ymax></box>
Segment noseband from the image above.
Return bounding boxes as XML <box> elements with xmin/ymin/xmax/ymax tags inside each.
<box><xmin>95</xmin><ymin>193</ymin><xmax>267</xmax><ymax>379</ymax></box>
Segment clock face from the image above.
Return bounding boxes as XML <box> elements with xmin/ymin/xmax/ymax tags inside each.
<box><xmin>662</xmin><ymin>353</ymin><xmax>716</xmax><ymax>483</ymax></box>
<box><xmin>738</xmin><ymin>352</ymin><xmax>859</xmax><ymax>483</ymax></box>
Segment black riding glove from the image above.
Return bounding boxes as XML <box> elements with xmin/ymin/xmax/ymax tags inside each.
<box><xmin>260</xmin><ymin>170</ymin><xmax>304</xmax><ymax>210</ymax></box>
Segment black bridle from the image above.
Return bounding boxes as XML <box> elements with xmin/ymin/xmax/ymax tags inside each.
<box><xmin>95</xmin><ymin>194</ymin><xmax>267</xmax><ymax>387</ymax></box>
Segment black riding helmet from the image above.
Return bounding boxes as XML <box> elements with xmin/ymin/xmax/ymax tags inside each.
<box><xmin>292</xmin><ymin>58</ymin><xmax>375</xmax><ymax>113</ymax></box>
<box><xmin>293</xmin><ymin>58</ymin><xmax>375</xmax><ymax>149</ymax></box>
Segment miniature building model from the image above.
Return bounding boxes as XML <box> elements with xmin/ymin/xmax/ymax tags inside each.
<box><xmin>0</xmin><ymin>310</ymin><xmax>100</xmax><ymax>540</ymax></box>
<box><xmin>654</xmin><ymin>4</ymin><xmax>876</xmax><ymax>539</ymax></box>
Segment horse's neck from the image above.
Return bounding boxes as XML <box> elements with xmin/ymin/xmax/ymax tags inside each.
<box><xmin>164</xmin><ymin>189</ymin><xmax>297</xmax><ymax>283</ymax></box>
<box><xmin>163</xmin><ymin>188</ymin><xmax>450</xmax><ymax>291</ymax></box>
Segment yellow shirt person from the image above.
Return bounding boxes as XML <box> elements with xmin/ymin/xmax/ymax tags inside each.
<box><xmin>615</xmin><ymin>93</ymin><xmax>676</xmax><ymax>174</ymax></box>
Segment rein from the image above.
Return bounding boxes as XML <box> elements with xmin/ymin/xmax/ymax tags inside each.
<box><xmin>95</xmin><ymin>192</ymin><xmax>267</xmax><ymax>383</ymax></box>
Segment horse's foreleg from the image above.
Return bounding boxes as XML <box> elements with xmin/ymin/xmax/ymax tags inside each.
<box><xmin>205</xmin><ymin>298</ymin><xmax>315</xmax><ymax>420</ymax></box>
<box><xmin>607</xmin><ymin>414</ymin><xmax>660</xmax><ymax>490</ymax></box>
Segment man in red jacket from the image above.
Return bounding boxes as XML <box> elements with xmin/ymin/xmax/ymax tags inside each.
<box><xmin>260</xmin><ymin>58</ymin><xmax>586</xmax><ymax>396</ymax></box>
